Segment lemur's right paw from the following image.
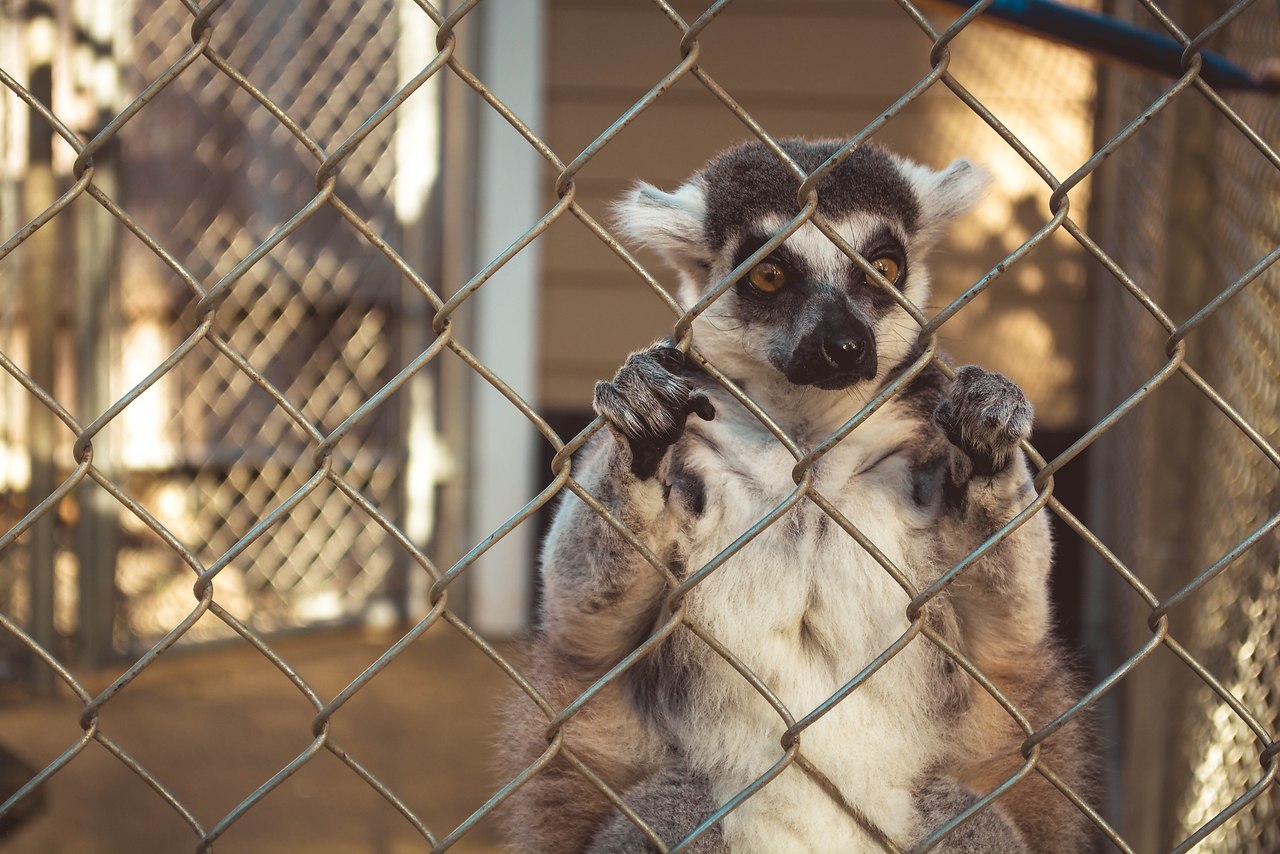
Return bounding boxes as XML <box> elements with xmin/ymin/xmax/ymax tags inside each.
<box><xmin>593</xmin><ymin>345</ymin><xmax>715</xmax><ymax>480</ymax></box>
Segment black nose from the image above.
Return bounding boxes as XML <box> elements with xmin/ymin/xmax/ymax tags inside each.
<box><xmin>823</xmin><ymin>332</ymin><xmax>875</xmax><ymax>378</ymax></box>
<box><xmin>824</xmin><ymin>336</ymin><xmax>867</xmax><ymax>371</ymax></box>
<box><xmin>783</xmin><ymin>308</ymin><xmax>879</xmax><ymax>389</ymax></box>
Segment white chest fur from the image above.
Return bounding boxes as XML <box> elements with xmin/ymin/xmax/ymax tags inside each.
<box><xmin>669</xmin><ymin>410</ymin><xmax>947</xmax><ymax>851</ymax></box>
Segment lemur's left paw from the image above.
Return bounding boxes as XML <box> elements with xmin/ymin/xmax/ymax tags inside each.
<box><xmin>934</xmin><ymin>366</ymin><xmax>1032</xmax><ymax>474</ymax></box>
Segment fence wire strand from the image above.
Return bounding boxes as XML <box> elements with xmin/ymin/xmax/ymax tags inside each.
<box><xmin>1</xmin><ymin>0</ymin><xmax>1277</xmax><ymax>851</ymax></box>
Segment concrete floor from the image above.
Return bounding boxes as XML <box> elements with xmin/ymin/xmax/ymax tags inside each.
<box><xmin>0</xmin><ymin>622</ymin><xmax>517</xmax><ymax>853</ymax></box>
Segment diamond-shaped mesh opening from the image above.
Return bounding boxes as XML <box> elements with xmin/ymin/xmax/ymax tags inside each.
<box><xmin>1</xmin><ymin>0</ymin><xmax>1276</xmax><ymax>851</ymax></box>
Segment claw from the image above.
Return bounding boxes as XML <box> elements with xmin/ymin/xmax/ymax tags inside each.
<box><xmin>690</xmin><ymin>394</ymin><xmax>716</xmax><ymax>422</ymax></box>
<box><xmin>648</xmin><ymin>345</ymin><xmax>687</xmax><ymax>372</ymax></box>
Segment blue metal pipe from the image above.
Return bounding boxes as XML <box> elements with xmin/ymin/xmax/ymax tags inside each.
<box><xmin>937</xmin><ymin>0</ymin><xmax>1273</xmax><ymax>91</ymax></box>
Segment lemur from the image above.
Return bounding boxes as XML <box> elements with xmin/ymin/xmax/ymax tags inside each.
<box><xmin>499</xmin><ymin>139</ymin><xmax>1095</xmax><ymax>853</ymax></box>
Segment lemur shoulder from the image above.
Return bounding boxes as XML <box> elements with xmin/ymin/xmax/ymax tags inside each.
<box><xmin>500</xmin><ymin>139</ymin><xmax>1096</xmax><ymax>853</ymax></box>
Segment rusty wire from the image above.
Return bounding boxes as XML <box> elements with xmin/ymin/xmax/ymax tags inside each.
<box><xmin>1</xmin><ymin>0</ymin><xmax>1278</xmax><ymax>851</ymax></box>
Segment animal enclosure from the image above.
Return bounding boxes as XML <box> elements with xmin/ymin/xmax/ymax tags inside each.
<box><xmin>0</xmin><ymin>0</ymin><xmax>1277</xmax><ymax>852</ymax></box>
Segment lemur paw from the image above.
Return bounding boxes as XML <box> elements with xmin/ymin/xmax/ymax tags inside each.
<box><xmin>594</xmin><ymin>345</ymin><xmax>715</xmax><ymax>480</ymax></box>
<box><xmin>934</xmin><ymin>366</ymin><xmax>1032</xmax><ymax>475</ymax></box>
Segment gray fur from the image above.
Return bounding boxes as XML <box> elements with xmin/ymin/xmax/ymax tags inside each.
<box><xmin>698</xmin><ymin>140</ymin><xmax>921</xmax><ymax>248</ymax></box>
<box><xmin>588</xmin><ymin>764</ymin><xmax>727</xmax><ymax>853</ymax></box>
<box><xmin>915</xmin><ymin>779</ymin><xmax>1028</xmax><ymax>853</ymax></box>
<box><xmin>499</xmin><ymin>140</ymin><xmax>1096</xmax><ymax>853</ymax></box>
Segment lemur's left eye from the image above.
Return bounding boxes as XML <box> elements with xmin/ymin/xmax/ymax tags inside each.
<box><xmin>870</xmin><ymin>255</ymin><xmax>902</xmax><ymax>285</ymax></box>
<box><xmin>747</xmin><ymin>261</ymin><xmax>787</xmax><ymax>293</ymax></box>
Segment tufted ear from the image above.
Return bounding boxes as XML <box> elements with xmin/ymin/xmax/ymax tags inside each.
<box><xmin>898</xmin><ymin>157</ymin><xmax>990</xmax><ymax>248</ymax></box>
<box><xmin>612</xmin><ymin>180</ymin><xmax>711</xmax><ymax>267</ymax></box>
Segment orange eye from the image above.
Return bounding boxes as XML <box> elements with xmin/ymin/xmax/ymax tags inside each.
<box><xmin>747</xmin><ymin>261</ymin><xmax>787</xmax><ymax>293</ymax></box>
<box><xmin>870</xmin><ymin>255</ymin><xmax>902</xmax><ymax>285</ymax></box>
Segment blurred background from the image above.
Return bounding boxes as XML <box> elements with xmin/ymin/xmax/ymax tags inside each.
<box><xmin>0</xmin><ymin>0</ymin><xmax>1276</xmax><ymax>851</ymax></box>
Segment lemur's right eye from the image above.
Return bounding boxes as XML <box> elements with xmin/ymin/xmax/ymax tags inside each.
<box><xmin>747</xmin><ymin>261</ymin><xmax>787</xmax><ymax>294</ymax></box>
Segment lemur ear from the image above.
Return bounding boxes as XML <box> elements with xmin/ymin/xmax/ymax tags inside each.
<box><xmin>900</xmin><ymin>157</ymin><xmax>990</xmax><ymax>248</ymax></box>
<box><xmin>612</xmin><ymin>180</ymin><xmax>710</xmax><ymax>266</ymax></box>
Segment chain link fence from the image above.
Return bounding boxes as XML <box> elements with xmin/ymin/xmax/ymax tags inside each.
<box><xmin>1</xmin><ymin>0</ymin><xmax>1277</xmax><ymax>852</ymax></box>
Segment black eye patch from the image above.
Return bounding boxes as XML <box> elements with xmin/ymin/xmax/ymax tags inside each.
<box><xmin>730</xmin><ymin>233</ymin><xmax>781</xmax><ymax>273</ymax></box>
<box><xmin>848</xmin><ymin>226</ymin><xmax>907</xmax><ymax>290</ymax></box>
<box><xmin>726</xmin><ymin>234</ymin><xmax>822</xmax><ymax>310</ymax></box>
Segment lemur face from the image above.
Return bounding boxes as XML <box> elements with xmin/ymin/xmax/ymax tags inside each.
<box><xmin>614</xmin><ymin>139</ymin><xmax>989</xmax><ymax>394</ymax></box>
<box><xmin>720</xmin><ymin>216</ymin><xmax>905</xmax><ymax>390</ymax></box>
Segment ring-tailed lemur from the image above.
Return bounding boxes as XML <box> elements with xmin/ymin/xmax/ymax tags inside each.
<box><xmin>500</xmin><ymin>139</ymin><xmax>1095</xmax><ymax>853</ymax></box>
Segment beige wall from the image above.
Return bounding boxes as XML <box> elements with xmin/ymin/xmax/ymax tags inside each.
<box><xmin>539</xmin><ymin>0</ymin><xmax>1098</xmax><ymax>430</ymax></box>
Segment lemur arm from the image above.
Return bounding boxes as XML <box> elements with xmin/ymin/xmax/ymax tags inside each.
<box><xmin>930</xmin><ymin>365</ymin><xmax>1052</xmax><ymax>656</ymax></box>
<box><xmin>498</xmin><ymin>343</ymin><xmax>712</xmax><ymax>854</ymax></box>
<box><xmin>540</xmin><ymin>342</ymin><xmax>713</xmax><ymax>667</ymax></box>
<box><xmin>925</xmin><ymin>367</ymin><xmax>1095</xmax><ymax>854</ymax></box>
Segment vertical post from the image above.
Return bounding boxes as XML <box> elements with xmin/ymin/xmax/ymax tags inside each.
<box><xmin>465</xmin><ymin>0</ymin><xmax>545</xmax><ymax>637</ymax></box>
<box><xmin>0</xmin><ymin>0</ymin><xmax>22</xmax><ymax>496</ymax></box>
<box><xmin>396</xmin><ymin>0</ymin><xmax>446</xmax><ymax>620</ymax></box>
<box><xmin>433</xmin><ymin>0</ymin><xmax>481</xmax><ymax>622</ymax></box>
<box><xmin>1082</xmin><ymin>12</ymin><xmax>1126</xmax><ymax>826</ymax></box>
<box><xmin>72</xmin><ymin>0</ymin><xmax>123</xmax><ymax>668</ymax></box>
<box><xmin>1135</xmin><ymin>58</ymin><xmax>1218</xmax><ymax>854</ymax></box>
<box><xmin>23</xmin><ymin>1</ymin><xmax>60</xmax><ymax>692</ymax></box>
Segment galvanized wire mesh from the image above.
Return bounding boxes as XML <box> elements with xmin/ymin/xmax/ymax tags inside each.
<box><xmin>0</xmin><ymin>0</ymin><xmax>1277</xmax><ymax>852</ymax></box>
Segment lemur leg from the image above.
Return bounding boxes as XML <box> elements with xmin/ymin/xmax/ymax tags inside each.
<box><xmin>588</xmin><ymin>763</ymin><xmax>728</xmax><ymax>854</ymax></box>
<box><xmin>499</xmin><ymin>344</ymin><xmax>714</xmax><ymax>854</ymax></box>
<box><xmin>932</xmin><ymin>367</ymin><xmax>1096</xmax><ymax>854</ymax></box>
